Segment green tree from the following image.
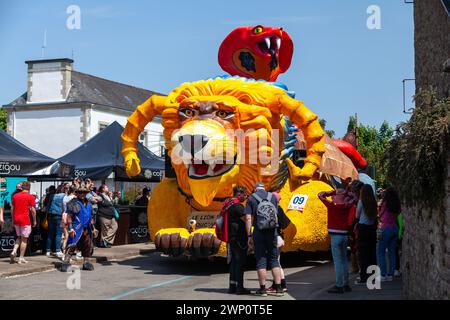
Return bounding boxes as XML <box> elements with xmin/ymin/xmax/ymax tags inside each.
<box><xmin>347</xmin><ymin>116</ymin><xmax>357</xmax><ymax>133</ymax></box>
<box><xmin>318</xmin><ymin>118</ymin><xmax>335</xmax><ymax>138</ymax></box>
<box><xmin>346</xmin><ymin>117</ymin><xmax>393</xmax><ymax>187</ymax></box>
<box><xmin>0</xmin><ymin>108</ymin><xmax>6</xmax><ymax>131</ymax></box>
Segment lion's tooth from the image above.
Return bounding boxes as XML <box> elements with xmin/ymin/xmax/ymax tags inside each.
<box><xmin>204</xmin><ymin>159</ymin><xmax>215</xmax><ymax>168</ymax></box>
<box><xmin>276</xmin><ymin>37</ymin><xmax>281</xmax><ymax>49</ymax></box>
<box><xmin>264</xmin><ymin>37</ymin><xmax>271</xmax><ymax>50</ymax></box>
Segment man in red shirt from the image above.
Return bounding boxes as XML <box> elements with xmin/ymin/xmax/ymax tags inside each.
<box><xmin>11</xmin><ymin>181</ymin><xmax>36</xmax><ymax>264</ymax></box>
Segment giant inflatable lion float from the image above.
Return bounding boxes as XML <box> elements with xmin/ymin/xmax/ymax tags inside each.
<box><xmin>121</xmin><ymin>76</ymin><xmax>334</xmax><ymax>257</ymax></box>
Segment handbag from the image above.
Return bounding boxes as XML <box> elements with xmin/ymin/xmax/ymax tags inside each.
<box><xmin>41</xmin><ymin>214</ymin><xmax>49</xmax><ymax>230</ymax></box>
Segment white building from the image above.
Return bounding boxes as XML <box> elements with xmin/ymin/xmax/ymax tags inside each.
<box><xmin>3</xmin><ymin>58</ymin><xmax>164</xmax><ymax>159</ymax></box>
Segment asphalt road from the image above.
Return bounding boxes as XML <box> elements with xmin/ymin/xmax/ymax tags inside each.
<box><xmin>0</xmin><ymin>251</ymin><xmax>337</xmax><ymax>300</ymax></box>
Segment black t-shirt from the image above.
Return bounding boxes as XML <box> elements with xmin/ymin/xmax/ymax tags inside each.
<box><xmin>227</xmin><ymin>203</ymin><xmax>247</xmax><ymax>246</ymax></box>
<box><xmin>97</xmin><ymin>193</ymin><xmax>115</xmax><ymax>219</ymax></box>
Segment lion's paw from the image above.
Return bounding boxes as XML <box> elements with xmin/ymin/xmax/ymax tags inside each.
<box><xmin>154</xmin><ymin>228</ymin><xmax>223</xmax><ymax>258</ymax></box>
<box><xmin>154</xmin><ymin>228</ymin><xmax>190</xmax><ymax>257</ymax></box>
<box><xmin>186</xmin><ymin>229</ymin><xmax>222</xmax><ymax>258</ymax></box>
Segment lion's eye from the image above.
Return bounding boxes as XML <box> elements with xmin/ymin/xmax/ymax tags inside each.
<box><xmin>179</xmin><ymin>108</ymin><xmax>196</xmax><ymax>118</ymax></box>
<box><xmin>216</xmin><ymin>110</ymin><xmax>233</xmax><ymax>119</ymax></box>
<box><xmin>253</xmin><ymin>25</ymin><xmax>263</xmax><ymax>34</ymax></box>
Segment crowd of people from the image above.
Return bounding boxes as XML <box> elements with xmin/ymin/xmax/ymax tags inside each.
<box><xmin>318</xmin><ymin>180</ymin><xmax>403</xmax><ymax>294</ymax></box>
<box><xmin>4</xmin><ymin>179</ymin><xmax>128</xmax><ymax>267</ymax></box>
<box><xmin>2</xmin><ymin>175</ymin><xmax>402</xmax><ymax>293</ymax></box>
<box><xmin>220</xmin><ymin>179</ymin><xmax>403</xmax><ymax>297</ymax></box>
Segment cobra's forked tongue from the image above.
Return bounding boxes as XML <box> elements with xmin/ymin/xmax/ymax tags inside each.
<box><xmin>269</xmin><ymin>49</ymin><xmax>278</xmax><ymax>70</ymax></box>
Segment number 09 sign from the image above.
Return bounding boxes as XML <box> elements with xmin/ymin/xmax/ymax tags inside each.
<box><xmin>287</xmin><ymin>194</ymin><xmax>309</xmax><ymax>211</ymax></box>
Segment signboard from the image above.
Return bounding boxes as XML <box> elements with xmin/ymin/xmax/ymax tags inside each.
<box><xmin>0</xmin><ymin>217</ymin><xmax>15</xmax><ymax>257</ymax></box>
<box><xmin>129</xmin><ymin>209</ymin><xmax>150</xmax><ymax>243</ymax></box>
<box><xmin>187</xmin><ymin>211</ymin><xmax>219</xmax><ymax>229</ymax></box>
<box><xmin>0</xmin><ymin>162</ymin><xmax>21</xmax><ymax>176</ymax></box>
<box><xmin>287</xmin><ymin>194</ymin><xmax>309</xmax><ymax>211</ymax></box>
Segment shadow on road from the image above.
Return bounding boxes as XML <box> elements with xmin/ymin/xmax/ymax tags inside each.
<box><xmin>193</xmin><ymin>288</ymin><xmax>230</xmax><ymax>295</ymax></box>
<box><xmin>108</xmin><ymin>250</ymin><xmax>332</xmax><ymax>278</ymax></box>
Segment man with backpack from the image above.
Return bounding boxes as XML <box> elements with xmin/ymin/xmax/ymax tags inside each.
<box><xmin>220</xmin><ymin>185</ymin><xmax>251</xmax><ymax>295</ymax></box>
<box><xmin>244</xmin><ymin>182</ymin><xmax>283</xmax><ymax>297</ymax></box>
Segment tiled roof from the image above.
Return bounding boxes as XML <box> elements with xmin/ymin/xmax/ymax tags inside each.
<box><xmin>4</xmin><ymin>71</ymin><xmax>164</xmax><ymax>112</ymax></box>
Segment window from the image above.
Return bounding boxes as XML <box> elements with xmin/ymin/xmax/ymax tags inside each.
<box><xmin>139</xmin><ymin>131</ymin><xmax>147</xmax><ymax>145</ymax></box>
<box><xmin>99</xmin><ymin>122</ymin><xmax>109</xmax><ymax>132</ymax></box>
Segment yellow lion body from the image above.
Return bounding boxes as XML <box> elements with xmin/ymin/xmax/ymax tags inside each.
<box><xmin>123</xmin><ymin>77</ymin><xmax>332</xmax><ymax>257</ymax></box>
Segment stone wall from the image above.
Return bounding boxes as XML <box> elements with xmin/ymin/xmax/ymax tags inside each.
<box><xmin>401</xmin><ymin>152</ymin><xmax>450</xmax><ymax>299</ymax></box>
<box><xmin>414</xmin><ymin>0</ymin><xmax>450</xmax><ymax>98</ymax></box>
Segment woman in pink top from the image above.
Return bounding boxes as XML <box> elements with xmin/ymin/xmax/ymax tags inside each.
<box><xmin>377</xmin><ymin>187</ymin><xmax>401</xmax><ymax>281</ymax></box>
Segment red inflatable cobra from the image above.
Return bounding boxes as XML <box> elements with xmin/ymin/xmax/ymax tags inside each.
<box><xmin>332</xmin><ymin>139</ymin><xmax>367</xmax><ymax>169</ymax></box>
<box><xmin>218</xmin><ymin>26</ymin><xmax>368</xmax><ymax>170</ymax></box>
<box><xmin>218</xmin><ymin>25</ymin><xmax>293</xmax><ymax>82</ymax></box>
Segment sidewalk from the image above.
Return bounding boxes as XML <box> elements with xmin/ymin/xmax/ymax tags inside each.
<box><xmin>283</xmin><ymin>260</ymin><xmax>403</xmax><ymax>300</ymax></box>
<box><xmin>0</xmin><ymin>242</ymin><xmax>156</xmax><ymax>279</ymax></box>
<box><xmin>310</xmin><ymin>272</ymin><xmax>403</xmax><ymax>300</ymax></box>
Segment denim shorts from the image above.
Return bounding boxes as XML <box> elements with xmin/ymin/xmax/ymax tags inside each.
<box><xmin>253</xmin><ymin>229</ymin><xmax>280</xmax><ymax>270</ymax></box>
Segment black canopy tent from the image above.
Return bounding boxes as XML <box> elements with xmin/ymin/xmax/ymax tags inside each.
<box><xmin>58</xmin><ymin>121</ymin><xmax>164</xmax><ymax>182</ymax></box>
<box><xmin>0</xmin><ymin>130</ymin><xmax>73</xmax><ymax>178</ymax></box>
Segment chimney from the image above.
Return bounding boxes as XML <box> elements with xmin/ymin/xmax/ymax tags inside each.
<box><xmin>25</xmin><ymin>58</ymin><xmax>73</xmax><ymax>103</ymax></box>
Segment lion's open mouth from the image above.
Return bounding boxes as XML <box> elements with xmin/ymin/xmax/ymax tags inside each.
<box><xmin>187</xmin><ymin>155</ymin><xmax>237</xmax><ymax>179</ymax></box>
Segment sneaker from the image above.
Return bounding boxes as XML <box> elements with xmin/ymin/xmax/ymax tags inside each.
<box><xmin>17</xmin><ymin>258</ymin><xmax>28</xmax><ymax>264</ymax></box>
<box><xmin>55</xmin><ymin>251</ymin><xmax>64</xmax><ymax>259</ymax></box>
<box><xmin>10</xmin><ymin>252</ymin><xmax>17</xmax><ymax>264</ymax></box>
<box><xmin>82</xmin><ymin>261</ymin><xmax>95</xmax><ymax>271</ymax></box>
<box><xmin>344</xmin><ymin>285</ymin><xmax>352</xmax><ymax>292</ymax></box>
<box><xmin>45</xmin><ymin>252</ymin><xmax>51</xmax><ymax>257</ymax></box>
<box><xmin>75</xmin><ymin>252</ymin><xmax>83</xmax><ymax>260</ymax></box>
<box><xmin>275</xmin><ymin>289</ymin><xmax>284</xmax><ymax>297</ymax></box>
<box><xmin>266</xmin><ymin>287</ymin><xmax>276</xmax><ymax>295</ymax></box>
<box><xmin>282</xmin><ymin>287</ymin><xmax>288</xmax><ymax>293</ymax></box>
<box><xmin>254</xmin><ymin>289</ymin><xmax>268</xmax><ymax>297</ymax></box>
<box><xmin>394</xmin><ymin>270</ymin><xmax>401</xmax><ymax>277</ymax></box>
<box><xmin>354</xmin><ymin>279</ymin><xmax>366</xmax><ymax>285</ymax></box>
<box><xmin>236</xmin><ymin>288</ymin><xmax>251</xmax><ymax>295</ymax></box>
<box><xmin>327</xmin><ymin>286</ymin><xmax>344</xmax><ymax>294</ymax></box>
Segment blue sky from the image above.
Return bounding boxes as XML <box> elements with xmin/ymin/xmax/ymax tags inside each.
<box><xmin>0</xmin><ymin>0</ymin><xmax>415</xmax><ymax>137</ymax></box>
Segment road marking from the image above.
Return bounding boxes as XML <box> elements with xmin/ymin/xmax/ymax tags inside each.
<box><xmin>109</xmin><ymin>275</ymin><xmax>193</xmax><ymax>300</ymax></box>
